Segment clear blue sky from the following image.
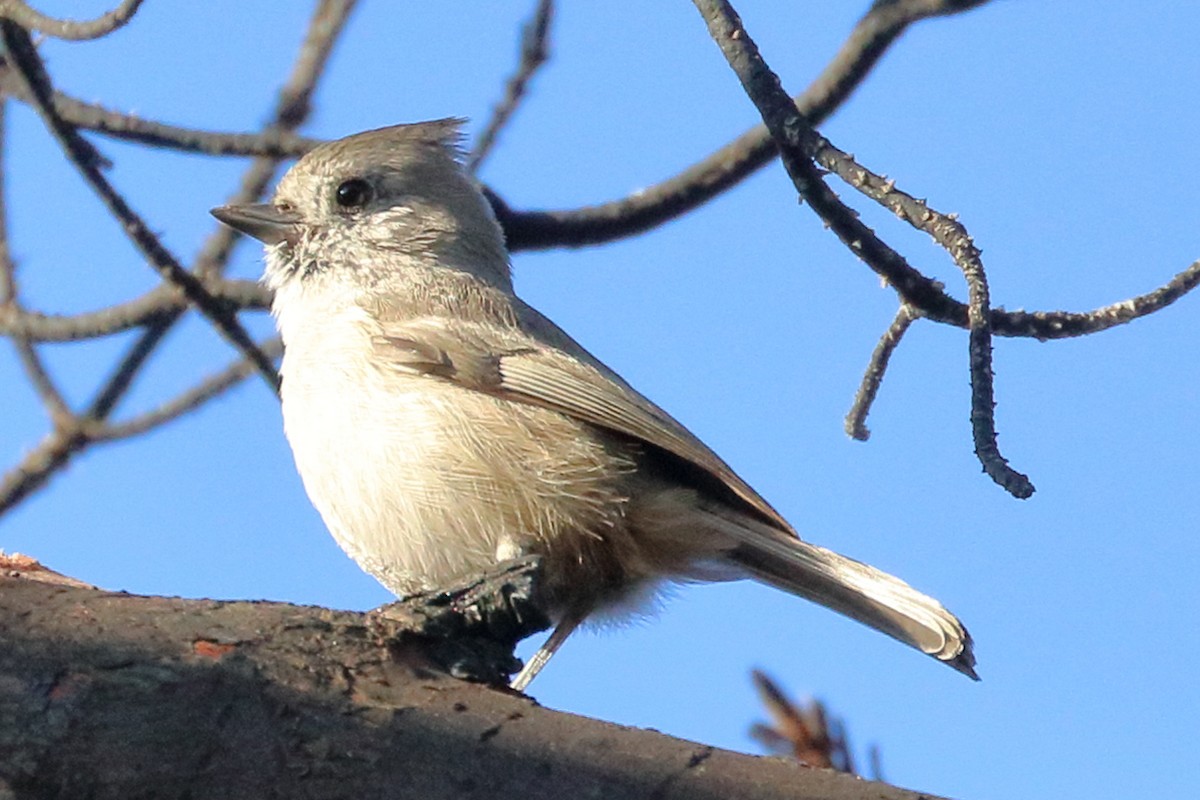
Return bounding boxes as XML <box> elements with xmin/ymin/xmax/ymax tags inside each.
<box><xmin>3</xmin><ymin>3</ymin><xmax>1198</xmax><ymax>798</ymax></box>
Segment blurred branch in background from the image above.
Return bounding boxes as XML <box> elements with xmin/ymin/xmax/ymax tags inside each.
<box><xmin>750</xmin><ymin>670</ymin><xmax>864</xmax><ymax>777</ymax></box>
<box><xmin>0</xmin><ymin>0</ymin><xmax>143</xmax><ymax>41</ymax></box>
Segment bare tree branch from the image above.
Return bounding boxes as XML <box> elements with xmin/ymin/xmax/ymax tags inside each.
<box><xmin>0</xmin><ymin>21</ymin><xmax>282</xmax><ymax>393</ymax></box>
<box><xmin>0</xmin><ymin>104</ymin><xmax>76</xmax><ymax>437</ymax></box>
<box><xmin>0</xmin><ymin>1</ymin><xmax>357</xmax><ymax>516</ymax></box>
<box><xmin>988</xmin><ymin>260</ymin><xmax>1200</xmax><ymax>340</ymax></box>
<box><xmin>0</xmin><ymin>65</ymin><xmax>320</xmax><ymax>156</ymax></box>
<box><xmin>468</xmin><ymin>0</ymin><xmax>554</xmax><ymax>175</ymax></box>
<box><xmin>0</xmin><ymin>279</ymin><xmax>268</xmax><ymax>342</ymax></box>
<box><xmin>803</xmin><ymin>134</ymin><xmax>1200</xmax><ymax>342</ymax></box>
<box><xmin>845</xmin><ymin>303</ymin><xmax>920</xmax><ymax>441</ymax></box>
<box><xmin>0</xmin><ymin>426</ymin><xmax>87</xmax><ymax>514</ymax></box>
<box><xmin>94</xmin><ymin>337</ymin><xmax>284</xmax><ymax>443</ymax></box>
<box><xmin>804</xmin><ymin>135</ymin><xmax>1033</xmax><ymax>494</ymax></box>
<box><xmin>494</xmin><ymin>0</ymin><xmax>998</xmax><ymax>251</ymax></box>
<box><xmin>0</xmin><ymin>0</ymin><xmax>143</xmax><ymax>41</ymax></box>
<box><xmin>689</xmin><ymin>0</ymin><xmax>1034</xmax><ymax>496</ymax></box>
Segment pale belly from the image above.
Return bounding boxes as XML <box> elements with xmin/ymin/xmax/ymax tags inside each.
<box><xmin>280</xmin><ymin>360</ymin><xmax>635</xmax><ymax>601</ymax></box>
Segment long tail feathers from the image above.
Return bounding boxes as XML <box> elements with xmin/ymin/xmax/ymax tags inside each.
<box><xmin>701</xmin><ymin>505</ymin><xmax>978</xmax><ymax>679</ymax></box>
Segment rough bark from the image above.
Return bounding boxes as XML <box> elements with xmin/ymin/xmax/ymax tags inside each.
<box><xmin>0</xmin><ymin>561</ymin><xmax>946</xmax><ymax>800</ymax></box>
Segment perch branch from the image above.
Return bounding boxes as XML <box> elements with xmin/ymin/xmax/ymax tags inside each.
<box><xmin>0</xmin><ymin>567</ymin><xmax>950</xmax><ymax>800</ymax></box>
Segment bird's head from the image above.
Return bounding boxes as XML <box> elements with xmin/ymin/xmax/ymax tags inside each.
<box><xmin>212</xmin><ymin>118</ymin><xmax>511</xmax><ymax>295</ymax></box>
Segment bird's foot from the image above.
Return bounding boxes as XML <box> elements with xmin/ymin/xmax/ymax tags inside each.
<box><xmin>369</xmin><ymin>555</ymin><xmax>551</xmax><ymax>686</ymax></box>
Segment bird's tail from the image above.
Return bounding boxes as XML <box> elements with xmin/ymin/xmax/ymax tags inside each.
<box><xmin>700</xmin><ymin>504</ymin><xmax>977</xmax><ymax>678</ymax></box>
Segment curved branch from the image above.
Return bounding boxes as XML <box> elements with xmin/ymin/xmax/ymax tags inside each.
<box><xmin>989</xmin><ymin>260</ymin><xmax>1200</xmax><ymax>339</ymax></box>
<box><xmin>0</xmin><ymin>102</ymin><xmax>74</xmax><ymax>429</ymax></box>
<box><xmin>0</xmin><ymin>424</ymin><xmax>88</xmax><ymax>514</ymax></box>
<box><xmin>0</xmin><ymin>0</ymin><xmax>143</xmax><ymax>41</ymax></box>
<box><xmin>0</xmin><ymin>571</ymin><xmax>946</xmax><ymax>800</ymax></box>
<box><xmin>814</xmin><ymin>131</ymin><xmax>1200</xmax><ymax>338</ymax></box>
<box><xmin>809</xmin><ymin>135</ymin><xmax>1033</xmax><ymax>495</ymax></box>
<box><xmin>0</xmin><ymin>69</ymin><xmax>321</xmax><ymax>157</ymax></box>
<box><xmin>193</xmin><ymin>0</ymin><xmax>358</xmax><ymax>281</ymax></box>
<box><xmin>495</xmin><ymin>0</ymin><xmax>997</xmax><ymax>251</ymax></box>
<box><xmin>691</xmin><ymin>0</ymin><xmax>1034</xmax><ymax>496</ymax></box>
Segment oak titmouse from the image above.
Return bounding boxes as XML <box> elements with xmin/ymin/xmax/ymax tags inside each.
<box><xmin>212</xmin><ymin>119</ymin><xmax>976</xmax><ymax>688</ymax></box>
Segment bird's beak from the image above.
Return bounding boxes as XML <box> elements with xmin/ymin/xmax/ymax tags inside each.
<box><xmin>211</xmin><ymin>203</ymin><xmax>301</xmax><ymax>246</ymax></box>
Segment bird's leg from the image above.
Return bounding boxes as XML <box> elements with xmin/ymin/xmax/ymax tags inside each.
<box><xmin>509</xmin><ymin>606</ymin><xmax>586</xmax><ymax>692</ymax></box>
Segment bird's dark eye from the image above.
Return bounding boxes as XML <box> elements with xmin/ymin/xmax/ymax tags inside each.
<box><xmin>335</xmin><ymin>178</ymin><xmax>373</xmax><ymax>209</ymax></box>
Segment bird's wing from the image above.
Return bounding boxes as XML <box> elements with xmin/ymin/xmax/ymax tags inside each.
<box><xmin>374</xmin><ymin>306</ymin><xmax>978</xmax><ymax>678</ymax></box>
<box><xmin>373</xmin><ymin>307</ymin><xmax>791</xmax><ymax>532</ymax></box>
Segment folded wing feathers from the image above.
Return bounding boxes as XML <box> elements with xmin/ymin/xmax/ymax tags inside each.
<box><xmin>494</xmin><ymin>348</ymin><xmax>977</xmax><ymax>678</ymax></box>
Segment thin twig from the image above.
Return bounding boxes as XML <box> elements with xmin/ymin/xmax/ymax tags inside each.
<box><xmin>0</xmin><ymin>288</ymin><xmax>177</xmax><ymax>340</ymax></box>
<box><xmin>0</xmin><ymin>101</ymin><xmax>72</xmax><ymax>426</ymax></box>
<box><xmin>0</xmin><ymin>425</ymin><xmax>88</xmax><ymax>515</ymax></box>
<box><xmin>805</xmin><ymin>134</ymin><xmax>1033</xmax><ymax>494</ymax></box>
<box><xmin>0</xmin><ymin>68</ymin><xmax>322</xmax><ymax>158</ymax></box>
<box><xmin>809</xmin><ymin>133</ymin><xmax>1200</xmax><ymax>337</ymax></box>
<box><xmin>690</xmin><ymin>0</ymin><xmax>1034</xmax><ymax>496</ymax></box>
<box><xmin>989</xmin><ymin>260</ymin><xmax>1200</xmax><ymax>340</ymax></box>
<box><xmin>959</xmin><ymin>237</ymin><xmax>1030</xmax><ymax>496</ymax></box>
<box><xmin>9</xmin><ymin>333</ymin><xmax>71</xmax><ymax>425</ymax></box>
<box><xmin>195</xmin><ymin>0</ymin><xmax>358</xmax><ymax>280</ymax></box>
<box><xmin>845</xmin><ymin>304</ymin><xmax>920</xmax><ymax>441</ymax></box>
<box><xmin>0</xmin><ymin>0</ymin><xmax>144</xmax><ymax>41</ymax></box>
<box><xmin>95</xmin><ymin>337</ymin><xmax>284</xmax><ymax>443</ymax></box>
<box><xmin>0</xmin><ymin>279</ymin><xmax>269</xmax><ymax>342</ymax></box>
<box><xmin>810</xmin><ymin>123</ymin><xmax>1200</xmax><ymax>488</ymax></box>
<box><xmin>468</xmin><ymin>0</ymin><xmax>554</xmax><ymax>174</ymax></box>
<box><xmin>0</xmin><ymin>21</ymin><xmax>282</xmax><ymax>393</ymax></box>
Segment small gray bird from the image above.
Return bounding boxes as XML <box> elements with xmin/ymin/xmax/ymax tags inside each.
<box><xmin>212</xmin><ymin>119</ymin><xmax>976</xmax><ymax>689</ymax></box>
